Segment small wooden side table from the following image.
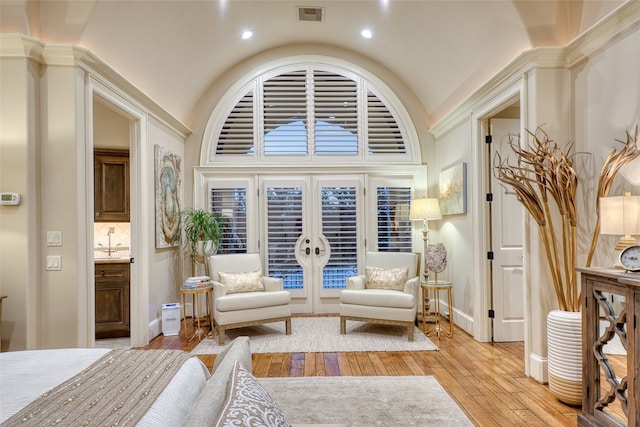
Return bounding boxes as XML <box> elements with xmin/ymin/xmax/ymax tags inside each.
<box><xmin>180</xmin><ymin>285</ymin><xmax>214</xmax><ymax>342</ymax></box>
<box><xmin>421</xmin><ymin>281</ymin><xmax>453</xmax><ymax>338</ymax></box>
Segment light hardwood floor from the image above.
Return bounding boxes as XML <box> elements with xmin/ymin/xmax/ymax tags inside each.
<box><xmin>143</xmin><ymin>318</ymin><xmax>582</xmax><ymax>426</ymax></box>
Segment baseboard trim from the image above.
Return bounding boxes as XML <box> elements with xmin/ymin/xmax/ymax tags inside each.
<box><xmin>529</xmin><ymin>352</ymin><xmax>548</xmax><ymax>383</ymax></box>
<box><xmin>148</xmin><ymin>317</ymin><xmax>161</xmax><ymax>341</ymax></box>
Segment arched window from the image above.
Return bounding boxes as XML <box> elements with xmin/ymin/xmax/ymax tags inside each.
<box><xmin>204</xmin><ymin>63</ymin><xmax>416</xmax><ymax>164</ymax></box>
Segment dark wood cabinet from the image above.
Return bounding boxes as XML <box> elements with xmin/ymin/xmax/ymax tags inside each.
<box><xmin>95</xmin><ymin>261</ymin><xmax>130</xmax><ymax>339</ymax></box>
<box><xmin>94</xmin><ymin>149</ymin><xmax>129</xmax><ymax>222</ymax></box>
<box><xmin>577</xmin><ymin>267</ymin><xmax>638</xmax><ymax>427</ymax></box>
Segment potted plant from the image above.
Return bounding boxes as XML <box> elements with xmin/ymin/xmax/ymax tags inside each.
<box><xmin>180</xmin><ymin>208</ymin><xmax>224</xmax><ymax>259</ymax></box>
<box><xmin>494</xmin><ymin>127</ymin><xmax>581</xmax><ymax>405</ymax></box>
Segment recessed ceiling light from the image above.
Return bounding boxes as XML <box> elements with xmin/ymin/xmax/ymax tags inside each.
<box><xmin>241</xmin><ymin>30</ymin><xmax>253</xmax><ymax>40</ymax></box>
<box><xmin>361</xmin><ymin>29</ymin><xmax>373</xmax><ymax>39</ymax></box>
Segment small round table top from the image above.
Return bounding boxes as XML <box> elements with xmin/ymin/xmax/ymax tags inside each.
<box><xmin>421</xmin><ymin>280</ymin><xmax>452</xmax><ymax>289</ymax></box>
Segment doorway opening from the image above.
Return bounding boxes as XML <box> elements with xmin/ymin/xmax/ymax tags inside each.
<box><xmin>486</xmin><ymin>105</ymin><xmax>524</xmax><ymax>343</ymax></box>
<box><xmin>92</xmin><ymin>97</ymin><xmax>132</xmax><ymax>349</ymax></box>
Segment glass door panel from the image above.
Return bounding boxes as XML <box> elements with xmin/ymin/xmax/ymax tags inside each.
<box><xmin>316</xmin><ymin>178</ymin><xmax>362</xmax><ymax>300</ymax></box>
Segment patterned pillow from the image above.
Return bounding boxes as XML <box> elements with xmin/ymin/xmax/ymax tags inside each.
<box><xmin>217</xmin><ymin>270</ymin><xmax>265</xmax><ymax>294</ymax></box>
<box><xmin>365</xmin><ymin>266</ymin><xmax>409</xmax><ymax>291</ymax></box>
<box><xmin>216</xmin><ymin>361</ymin><xmax>291</xmax><ymax>427</ymax></box>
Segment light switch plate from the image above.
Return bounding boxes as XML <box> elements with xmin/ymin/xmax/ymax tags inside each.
<box><xmin>46</xmin><ymin>255</ymin><xmax>62</xmax><ymax>271</ymax></box>
<box><xmin>47</xmin><ymin>231</ymin><xmax>63</xmax><ymax>247</ymax></box>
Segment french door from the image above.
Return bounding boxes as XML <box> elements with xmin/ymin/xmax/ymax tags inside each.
<box><xmin>207</xmin><ymin>173</ymin><xmax>414</xmax><ymax>314</ymax></box>
<box><xmin>261</xmin><ymin>175</ymin><xmax>363</xmax><ymax>313</ymax></box>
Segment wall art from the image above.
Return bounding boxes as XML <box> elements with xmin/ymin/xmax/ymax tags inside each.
<box><xmin>154</xmin><ymin>144</ymin><xmax>182</xmax><ymax>248</ymax></box>
<box><xmin>439</xmin><ymin>162</ymin><xmax>467</xmax><ymax>215</ymax></box>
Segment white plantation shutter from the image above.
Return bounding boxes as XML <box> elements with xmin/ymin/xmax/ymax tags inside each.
<box><xmin>211</xmin><ymin>65</ymin><xmax>410</xmax><ymax>161</ymax></box>
<box><xmin>216</xmin><ymin>91</ymin><xmax>255</xmax><ymax>155</ymax></box>
<box><xmin>209</xmin><ymin>187</ymin><xmax>248</xmax><ymax>254</ymax></box>
<box><xmin>367</xmin><ymin>91</ymin><xmax>406</xmax><ymax>154</ymax></box>
<box><xmin>263</xmin><ymin>70</ymin><xmax>308</xmax><ymax>155</ymax></box>
<box><xmin>376</xmin><ymin>186</ymin><xmax>412</xmax><ymax>252</ymax></box>
<box><xmin>265</xmin><ymin>186</ymin><xmax>304</xmax><ymax>289</ymax></box>
<box><xmin>320</xmin><ymin>186</ymin><xmax>358</xmax><ymax>289</ymax></box>
<box><xmin>313</xmin><ymin>71</ymin><xmax>358</xmax><ymax>155</ymax></box>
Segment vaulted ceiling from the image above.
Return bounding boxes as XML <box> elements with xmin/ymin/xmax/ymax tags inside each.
<box><xmin>1</xmin><ymin>0</ymin><xmax>624</xmax><ymax>128</ymax></box>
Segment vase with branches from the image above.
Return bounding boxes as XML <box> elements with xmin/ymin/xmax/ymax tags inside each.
<box><xmin>494</xmin><ymin>127</ymin><xmax>582</xmax><ymax>405</ymax></box>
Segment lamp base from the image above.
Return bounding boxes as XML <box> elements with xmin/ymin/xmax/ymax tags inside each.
<box><xmin>615</xmin><ymin>235</ymin><xmax>638</xmax><ymax>251</ymax></box>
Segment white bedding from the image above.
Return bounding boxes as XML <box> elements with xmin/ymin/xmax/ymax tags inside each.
<box><xmin>0</xmin><ymin>348</ymin><xmax>210</xmax><ymax>426</ymax></box>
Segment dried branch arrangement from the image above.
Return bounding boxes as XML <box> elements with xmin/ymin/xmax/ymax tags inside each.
<box><xmin>585</xmin><ymin>126</ymin><xmax>640</xmax><ymax>267</ymax></box>
<box><xmin>494</xmin><ymin>127</ymin><xmax>579</xmax><ymax>312</ymax></box>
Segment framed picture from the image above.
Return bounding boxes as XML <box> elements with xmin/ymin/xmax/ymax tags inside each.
<box><xmin>439</xmin><ymin>162</ymin><xmax>467</xmax><ymax>215</ymax></box>
<box><xmin>154</xmin><ymin>145</ymin><xmax>182</xmax><ymax>248</ymax></box>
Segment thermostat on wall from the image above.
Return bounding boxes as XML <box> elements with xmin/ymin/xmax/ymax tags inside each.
<box><xmin>0</xmin><ymin>192</ymin><xmax>21</xmax><ymax>205</ymax></box>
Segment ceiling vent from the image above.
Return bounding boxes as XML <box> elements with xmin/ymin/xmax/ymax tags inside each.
<box><xmin>297</xmin><ymin>6</ymin><xmax>324</xmax><ymax>22</ymax></box>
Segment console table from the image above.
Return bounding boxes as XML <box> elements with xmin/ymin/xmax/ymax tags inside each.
<box><xmin>577</xmin><ymin>267</ymin><xmax>638</xmax><ymax>427</ymax></box>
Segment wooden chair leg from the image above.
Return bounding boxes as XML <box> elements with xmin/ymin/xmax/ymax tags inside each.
<box><xmin>340</xmin><ymin>317</ymin><xmax>346</xmax><ymax>334</ymax></box>
<box><xmin>285</xmin><ymin>318</ymin><xmax>292</xmax><ymax>335</ymax></box>
<box><xmin>407</xmin><ymin>323</ymin><xmax>414</xmax><ymax>341</ymax></box>
<box><xmin>218</xmin><ymin>326</ymin><xmax>226</xmax><ymax>345</ymax></box>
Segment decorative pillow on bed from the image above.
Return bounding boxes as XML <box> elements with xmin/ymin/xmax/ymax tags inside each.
<box><xmin>216</xmin><ymin>360</ymin><xmax>291</xmax><ymax>427</ymax></box>
<box><xmin>365</xmin><ymin>266</ymin><xmax>409</xmax><ymax>291</ymax></box>
<box><xmin>217</xmin><ymin>270</ymin><xmax>265</xmax><ymax>294</ymax></box>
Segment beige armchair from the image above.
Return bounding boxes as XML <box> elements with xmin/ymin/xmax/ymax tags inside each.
<box><xmin>339</xmin><ymin>251</ymin><xmax>420</xmax><ymax>341</ymax></box>
<box><xmin>208</xmin><ymin>253</ymin><xmax>292</xmax><ymax>344</ymax></box>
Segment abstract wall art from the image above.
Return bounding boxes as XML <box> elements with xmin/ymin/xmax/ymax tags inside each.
<box><xmin>439</xmin><ymin>162</ymin><xmax>467</xmax><ymax>215</ymax></box>
<box><xmin>154</xmin><ymin>145</ymin><xmax>182</xmax><ymax>248</ymax></box>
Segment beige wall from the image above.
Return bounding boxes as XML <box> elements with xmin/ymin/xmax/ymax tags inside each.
<box><xmin>429</xmin><ymin>4</ymin><xmax>640</xmax><ymax>383</ymax></box>
<box><xmin>0</xmin><ymin>37</ymin><xmax>189</xmax><ymax>350</ymax></box>
<box><xmin>0</xmin><ymin>53</ymin><xmax>40</xmax><ymax>351</ymax></box>
<box><xmin>573</xmin><ymin>24</ymin><xmax>640</xmax><ymax>268</ymax></box>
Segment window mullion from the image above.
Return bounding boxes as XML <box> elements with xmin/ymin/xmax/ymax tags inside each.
<box><xmin>255</xmin><ymin>78</ymin><xmax>264</xmax><ymax>161</ymax></box>
<box><xmin>307</xmin><ymin>66</ymin><xmax>315</xmax><ymax>160</ymax></box>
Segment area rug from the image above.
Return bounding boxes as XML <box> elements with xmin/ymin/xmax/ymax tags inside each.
<box><xmin>191</xmin><ymin>316</ymin><xmax>437</xmax><ymax>354</ymax></box>
<box><xmin>259</xmin><ymin>375</ymin><xmax>473</xmax><ymax>426</ymax></box>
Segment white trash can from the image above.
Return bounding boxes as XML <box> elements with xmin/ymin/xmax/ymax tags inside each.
<box><xmin>162</xmin><ymin>303</ymin><xmax>181</xmax><ymax>336</ymax></box>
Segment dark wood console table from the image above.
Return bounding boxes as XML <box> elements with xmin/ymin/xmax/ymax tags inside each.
<box><xmin>577</xmin><ymin>267</ymin><xmax>638</xmax><ymax>427</ymax></box>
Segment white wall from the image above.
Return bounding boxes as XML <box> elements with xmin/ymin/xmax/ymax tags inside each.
<box><xmin>431</xmin><ymin>121</ymin><xmax>475</xmax><ymax>333</ymax></box>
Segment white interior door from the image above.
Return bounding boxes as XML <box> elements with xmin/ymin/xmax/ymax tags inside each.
<box><xmin>490</xmin><ymin>118</ymin><xmax>524</xmax><ymax>342</ymax></box>
<box><xmin>261</xmin><ymin>176</ymin><xmax>363</xmax><ymax>313</ymax></box>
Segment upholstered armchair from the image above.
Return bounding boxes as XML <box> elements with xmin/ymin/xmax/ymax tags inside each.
<box><xmin>339</xmin><ymin>251</ymin><xmax>420</xmax><ymax>341</ymax></box>
<box><xmin>207</xmin><ymin>253</ymin><xmax>292</xmax><ymax>345</ymax></box>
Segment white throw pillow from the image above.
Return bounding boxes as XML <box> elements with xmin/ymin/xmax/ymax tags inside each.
<box><xmin>216</xmin><ymin>361</ymin><xmax>291</xmax><ymax>427</ymax></box>
<box><xmin>365</xmin><ymin>266</ymin><xmax>409</xmax><ymax>291</ymax></box>
<box><xmin>217</xmin><ymin>270</ymin><xmax>265</xmax><ymax>294</ymax></box>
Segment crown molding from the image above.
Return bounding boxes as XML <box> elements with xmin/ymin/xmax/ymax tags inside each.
<box><xmin>429</xmin><ymin>1</ymin><xmax>640</xmax><ymax>139</ymax></box>
<box><xmin>1</xmin><ymin>34</ymin><xmax>191</xmax><ymax>137</ymax></box>
<box><xmin>0</xmin><ymin>34</ymin><xmax>44</xmax><ymax>61</ymax></box>
<box><xmin>428</xmin><ymin>46</ymin><xmax>566</xmax><ymax>139</ymax></box>
<box><xmin>565</xmin><ymin>0</ymin><xmax>640</xmax><ymax>67</ymax></box>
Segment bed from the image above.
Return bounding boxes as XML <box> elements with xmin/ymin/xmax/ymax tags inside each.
<box><xmin>0</xmin><ymin>348</ymin><xmax>210</xmax><ymax>426</ymax></box>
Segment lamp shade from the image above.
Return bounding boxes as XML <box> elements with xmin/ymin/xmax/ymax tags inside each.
<box><xmin>600</xmin><ymin>193</ymin><xmax>640</xmax><ymax>236</ymax></box>
<box><xmin>410</xmin><ymin>198</ymin><xmax>442</xmax><ymax>221</ymax></box>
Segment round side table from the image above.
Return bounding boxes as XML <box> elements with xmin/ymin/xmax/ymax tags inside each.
<box><xmin>180</xmin><ymin>285</ymin><xmax>214</xmax><ymax>342</ymax></box>
<box><xmin>421</xmin><ymin>281</ymin><xmax>454</xmax><ymax>338</ymax></box>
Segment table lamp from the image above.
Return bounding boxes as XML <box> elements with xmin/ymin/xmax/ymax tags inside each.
<box><xmin>600</xmin><ymin>191</ymin><xmax>640</xmax><ymax>254</ymax></box>
<box><xmin>410</xmin><ymin>198</ymin><xmax>442</xmax><ymax>280</ymax></box>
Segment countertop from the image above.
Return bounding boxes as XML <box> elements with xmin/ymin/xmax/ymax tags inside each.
<box><xmin>95</xmin><ymin>257</ymin><xmax>131</xmax><ymax>264</ymax></box>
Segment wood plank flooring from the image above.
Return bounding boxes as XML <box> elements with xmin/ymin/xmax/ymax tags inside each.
<box><xmin>143</xmin><ymin>318</ymin><xmax>582</xmax><ymax>426</ymax></box>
